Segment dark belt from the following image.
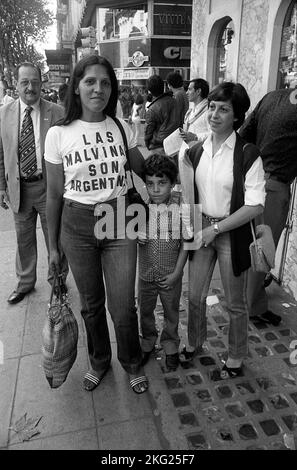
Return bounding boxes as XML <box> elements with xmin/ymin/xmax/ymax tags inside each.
<box><xmin>21</xmin><ymin>173</ymin><xmax>43</xmax><ymax>183</ymax></box>
<box><xmin>202</xmin><ymin>213</ymin><xmax>225</xmax><ymax>223</ymax></box>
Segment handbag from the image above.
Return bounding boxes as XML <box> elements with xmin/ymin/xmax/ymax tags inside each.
<box><xmin>112</xmin><ymin>116</ymin><xmax>149</xmax><ymax>216</ymax></box>
<box><xmin>249</xmin><ymin>221</ymin><xmax>276</xmax><ymax>273</ymax></box>
<box><xmin>41</xmin><ymin>274</ymin><xmax>78</xmax><ymax>389</ymax></box>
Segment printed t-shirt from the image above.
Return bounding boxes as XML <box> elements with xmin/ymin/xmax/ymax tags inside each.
<box><xmin>44</xmin><ymin>117</ymin><xmax>136</xmax><ymax>205</ymax></box>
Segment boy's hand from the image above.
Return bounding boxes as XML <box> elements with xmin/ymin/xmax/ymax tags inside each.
<box><xmin>137</xmin><ymin>230</ymin><xmax>148</xmax><ymax>245</ymax></box>
<box><xmin>157</xmin><ymin>272</ymin><xmax>180</xmax><ymax>290</ymax></box>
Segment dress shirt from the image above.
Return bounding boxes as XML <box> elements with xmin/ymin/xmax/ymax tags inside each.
<box><xmin>195</xmin><ymin>131</ymin><xmax>265</xmax><ymax>218</ymax></box>
<box><xmin>19</xmin><ymin>99</ymin><xmax>42</xmax><ymax>172</ymax></box>
<box><xmin>183</xmin><ymin>98</ymin><xmax>210</xmax><ymax>142</ymax></box>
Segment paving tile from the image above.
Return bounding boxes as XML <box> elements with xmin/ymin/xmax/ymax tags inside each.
<box><xmin>186</xmin><ymin>432</ymin><xmax>210</xmax><ymax>450</ymax></box>
<box><xmin>141</xmin><ymin>378</ymin><xmax>189</xmax><ymax>449</ymax></box>
<box><xmin>282</xmin><ymin>414</ymin><xmax>297</xmax><ymax>432</ymax></box>
<box><xmin>246</xmin><ymin>399</ymin><xmax>266</xmax><ymax>414</ymax></box>
<box><xmin>259</xmin><ymin>419</ymin><xmax>281</xmax><ymax>437</ymax></box>
<box><xmin>171</xmin><ymin>392</ymin><xmax>191</xmax><ymax>408</ymax></box>
<box><xmin>225</xmin><ymin>402</ymin><xmax>247</xmax><ymax>418</ymax></box>
<box><xmin>237</xmin><ymin>423</ymin><xmax>258</xmax><ymax>440</ymax></box>
<box><xmin>9</xmin><ymin>349</ymin><xmax>96</xmax><ymax>443</ymax></box>
<box><xmin>0</xmin><ymin>309</ymin><xmax>25</xmax><ymax>359</ymax></box>
<box><xmin>185</xmin><ymin>372</ymin><xmax>203</xmax><ymax>386</ymax></box>
<box><xmin>0</xmin><ymin>358</ymin><xmax>18</xmax><ymax>448</ymax></box>
<box><xmin>164</xmin><ymin>376</ymin><xmax>183</xmax><ymax>390</ymax></box>
<box><xmin>215</xmin><ymin>384</ymin><xmax>234</xmax><ymax>399</ymax></box>
<box><xmin>8</xmin><ymin>428</ymin><xmax>98</xmax><ymax>450</ymax></box>
<box><xmin>98</xmin><ymin>417</ymin><xmax>162</xmax><ymax>450</ymax></box>
<box><xmin>178</xmin><ymin>412</ymin><xmax>199</xmax><ymax>428</ymax></box>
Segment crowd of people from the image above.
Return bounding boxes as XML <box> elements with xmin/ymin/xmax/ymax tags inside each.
<box><xmin>0</xmin><ymin>55</ymin><xmax>296</xmax><ymax>396</ymax></box>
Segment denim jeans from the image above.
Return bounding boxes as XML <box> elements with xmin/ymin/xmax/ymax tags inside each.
<box><xmin>138</xmin><ymin>277</ymin><xmax>182</xmax><ymax>355</ymax></box>
<box><xmin>61</xmin><ymin>197</ymin><xmax>142</xmax><ymax>375</ymax></box>
<box><xmin>188</xmin><ymin>229</ymin><xmax>249</xmax><ymax>360</ymax></box>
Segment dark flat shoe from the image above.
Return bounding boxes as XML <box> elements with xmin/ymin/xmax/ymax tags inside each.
<box><xmin>179</xmin><ymin>346</ymin><xmax>195</xmax><ymax>363</ymax></box>
<box><xmin>261</xmin><ymin>310</ymin><xmax>282</xmax><ymax>326</ymax></box>
<box><xmin>7</xmin><ymin>290</ymin><xmax>28</xmax><ymax>304</ymax></box>
<box><xmin>220</xmin><ymin>363</ymin><xmax>243</xmax><ymax>379</ymax></box>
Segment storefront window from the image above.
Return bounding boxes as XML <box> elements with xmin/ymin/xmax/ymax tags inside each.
<box><xmin>278</xmin><ymin>1</ymin><xmax>297</xmax><ymax>89</ymax></box>
<box><xmin>98</xmin><ymin>7</ymin><xmax>148</xmax><ymax>41</ymax></box>
<box><xmin>215</xmin><ymin>20</ymin><xmax>235</xmax><ymax>85</ymax></box>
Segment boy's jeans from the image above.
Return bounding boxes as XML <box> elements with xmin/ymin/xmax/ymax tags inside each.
<box><xmin>61</xmin><ymin>198</ymin><xmax>143</xmax><ymax>375</ymax></box>
<box><xmin>138</xmin><ymin>277</ymin><xmax>182</xmax><ymax>355</ymax></box>
<box><xmin>188</xmin><ymin>231</ymin><xmax>249</xmax><ymax>360</ymax></box>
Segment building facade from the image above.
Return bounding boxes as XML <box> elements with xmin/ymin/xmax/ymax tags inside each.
<box><xmin>191</xmin><ymin>0</ymin><xmax>297</xmax><ymax>300</ymax></box>
<box><xmin>78</xmin><ymin>1</ymin><xmax>192</xmax><ymax>90</ymax></box>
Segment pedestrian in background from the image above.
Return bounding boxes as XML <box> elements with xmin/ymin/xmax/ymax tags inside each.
<box><xmin>45</xmin><ymin>54</ymin><xmax>149</xmax><ymax>394</ymax></box>
<box><xmin>179</xmin><ymin>78</ymin><xmax>210</xmax><ymax>145</ymax></box>
<box><xmin>0</xmin><ymin>62</ymin><xmax>68</xmax><ymax>305</ymax></box>
<box><xmin>145</xmin><ymin>74</ymin><xmax>180</xmax><ymax>153</ymax></box>
<box><xmin>239</xmin><ymin>87</ymin><xmax>297</xmax><ymax>327</ymax></box>
<box><xmin>166</xmin><ymin>71</ymin><xmax>189</xmax><ymax>128</ymax></box>
<box><xmin>58</xmin><ymin>83</ymin><xmax>68</xmax><ymax>108</ymax></box>
<box><xmin>131</xmin><ymin>93</ymin><xmax>144</xmax><ymax>146</ymax></box>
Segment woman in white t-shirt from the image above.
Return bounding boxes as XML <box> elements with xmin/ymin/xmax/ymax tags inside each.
<box><xmin>45</xmin><ymin>55</ymin><xmax>148</xmax><ymax>394</ymax></box>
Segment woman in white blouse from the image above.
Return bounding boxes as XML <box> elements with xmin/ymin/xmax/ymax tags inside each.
<box><xmin>179</xmin><ymin>82</ymin><xmax>266</xmax><ymax>378</ymax></box>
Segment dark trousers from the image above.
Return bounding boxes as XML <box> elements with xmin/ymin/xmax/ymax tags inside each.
<box><xmin>247</xmin><ymin>177</ymin><xmax>291</xmax><ymax>316</ymax></box>
<box><xmin>13</xmin><ymin>179</ymin><xmax>68</xmax><ymax>293</ymax></box>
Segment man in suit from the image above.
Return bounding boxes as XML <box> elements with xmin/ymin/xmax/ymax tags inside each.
<box><xmin>0</xmin><ymin>62</ymin><xmax>67</xmax><ymax>304</ymax></box>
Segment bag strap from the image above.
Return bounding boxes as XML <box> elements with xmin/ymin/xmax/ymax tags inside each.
<box><xmin>112</xmin><ymin>116</ymin><xmax>137</xmax><ymax>191</ymax></box>
<box><xmin>49</xmin><ymin>272</ymin><xmax>60</xmax><ymax>305</ymax></box>
<box><xmin>250</xmin><ymin>220</ymin><xmax>257</xmax><ymax>244</ymax></box>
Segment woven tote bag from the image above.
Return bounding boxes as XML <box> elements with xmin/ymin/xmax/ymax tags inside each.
<box><xmin>42</xmin><ymin>274</ymin><xmax>78</xmax><ymax>388</ymax></box>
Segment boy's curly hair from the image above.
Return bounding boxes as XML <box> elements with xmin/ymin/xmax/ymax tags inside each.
<box><xmin>144</xmin><ymin>153</ymin><xmax>178</xmax><ymax>184</ymax></box>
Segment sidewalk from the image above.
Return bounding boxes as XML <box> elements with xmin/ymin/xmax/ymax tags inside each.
<box><xmin>1</xmin><ymin>156</ymin><xmax>297</xmax><ymax>450</ymax></box>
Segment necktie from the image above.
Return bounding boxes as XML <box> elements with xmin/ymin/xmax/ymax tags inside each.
<box><xmin>19</xmin><ymin>106</ymin><xmax>37</xmax><ymax>177</ymax></box>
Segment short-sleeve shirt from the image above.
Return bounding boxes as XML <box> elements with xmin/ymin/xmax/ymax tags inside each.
<box><xmin>138</xmin><ymin>195</ymin><xmax>183</xmax><ymax>282</ymax></box>
<box><xmin>44</xmin><ymin>117</ymin><xmax>136</xmax><ymax>205</ymax></box>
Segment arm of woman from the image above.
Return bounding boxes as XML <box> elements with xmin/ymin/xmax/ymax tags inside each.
<box><xmin>202</xmin><ymin>156</ymin><xmax>266</xmax><ymax>245</ymax></box>
<box><xmin>45</xmin><ymin>161</ymin><xmax>64</xmax><ymax>272</ymax></box>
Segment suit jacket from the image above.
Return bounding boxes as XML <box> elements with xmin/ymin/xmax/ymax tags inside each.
<box><xmin>0</xmin><ymin>98</ymin><xmax>64</xmax><ymax>213</ymax></box>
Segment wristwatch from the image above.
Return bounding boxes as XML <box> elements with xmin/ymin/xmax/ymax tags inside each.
<box><xmin>213</xmin><ymin>222</ymin><xmax>220</xmax><ymax>235</ymax></box>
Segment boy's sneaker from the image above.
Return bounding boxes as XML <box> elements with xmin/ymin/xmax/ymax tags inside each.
<box><xmin>165</xmin><ymin>353</ymin><xmax>179</xmax><ymax>371</ymax></box>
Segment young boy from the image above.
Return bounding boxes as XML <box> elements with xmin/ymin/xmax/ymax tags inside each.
<box><xmin>137</xmin><ymin>154</ymin><xmax>188</xmax><ymax>371</ymax></box>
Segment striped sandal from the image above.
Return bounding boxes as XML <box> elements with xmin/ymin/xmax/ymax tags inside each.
<box><xmin>129</xmin><ymin>375</ymin><xmax>149</xmax><ymax>394</ymax></box>
<box><xmin>83</xmin><ymin>370</ymin><xmax>107</xmax><ymax>391</ymax></box>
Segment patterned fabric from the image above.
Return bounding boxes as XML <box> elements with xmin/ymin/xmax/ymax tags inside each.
<box><xmin>19</xmin><ymin>106</ymin><xmax>37</xmax><ymax>177</ymax></box>
<box><xmin>42</xmin><ymin>296</ymin><xmax>78</xmax><ymax>389</ymax></box>
<box><xmin>139</xmin><ymin>195</ymin><xmax>183</xmax><ymax>282</ymax></box>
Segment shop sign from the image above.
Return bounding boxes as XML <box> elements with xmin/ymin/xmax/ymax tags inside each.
<box><xmin>163</xmin><ymin>46</ymin><xmax>191</xmax><ymax>60</ymax></box>
<box><xmin>115</xmin><ymin>68</ymin><xmax>151</xmax><ymax>80</ymax></box>
<box><xmin>154</xmin><ymin>4</ymin><xmax>192</xmax><ymax>36</ymax></box>
<box><xmin>151</xmin><ymin>38</ymin><xmax>191</xmax><ymax>67</ymax></box>
<box><xmin>128</xmin><ymin>51</ymin><xmax>149</xmax><ymax>67</ymax></box>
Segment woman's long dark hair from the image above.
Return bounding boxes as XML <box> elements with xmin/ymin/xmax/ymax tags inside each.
<box><xmin>60</xmin><ymin>54</ymin><xmax>118</xmax><ymax>125</ymax></box>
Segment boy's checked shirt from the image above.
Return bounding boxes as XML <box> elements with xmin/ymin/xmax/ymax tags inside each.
<box><xmin>138</xmin><ymin>194</ymin><xmax>185</xmax><ymax>282</ymax></box>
